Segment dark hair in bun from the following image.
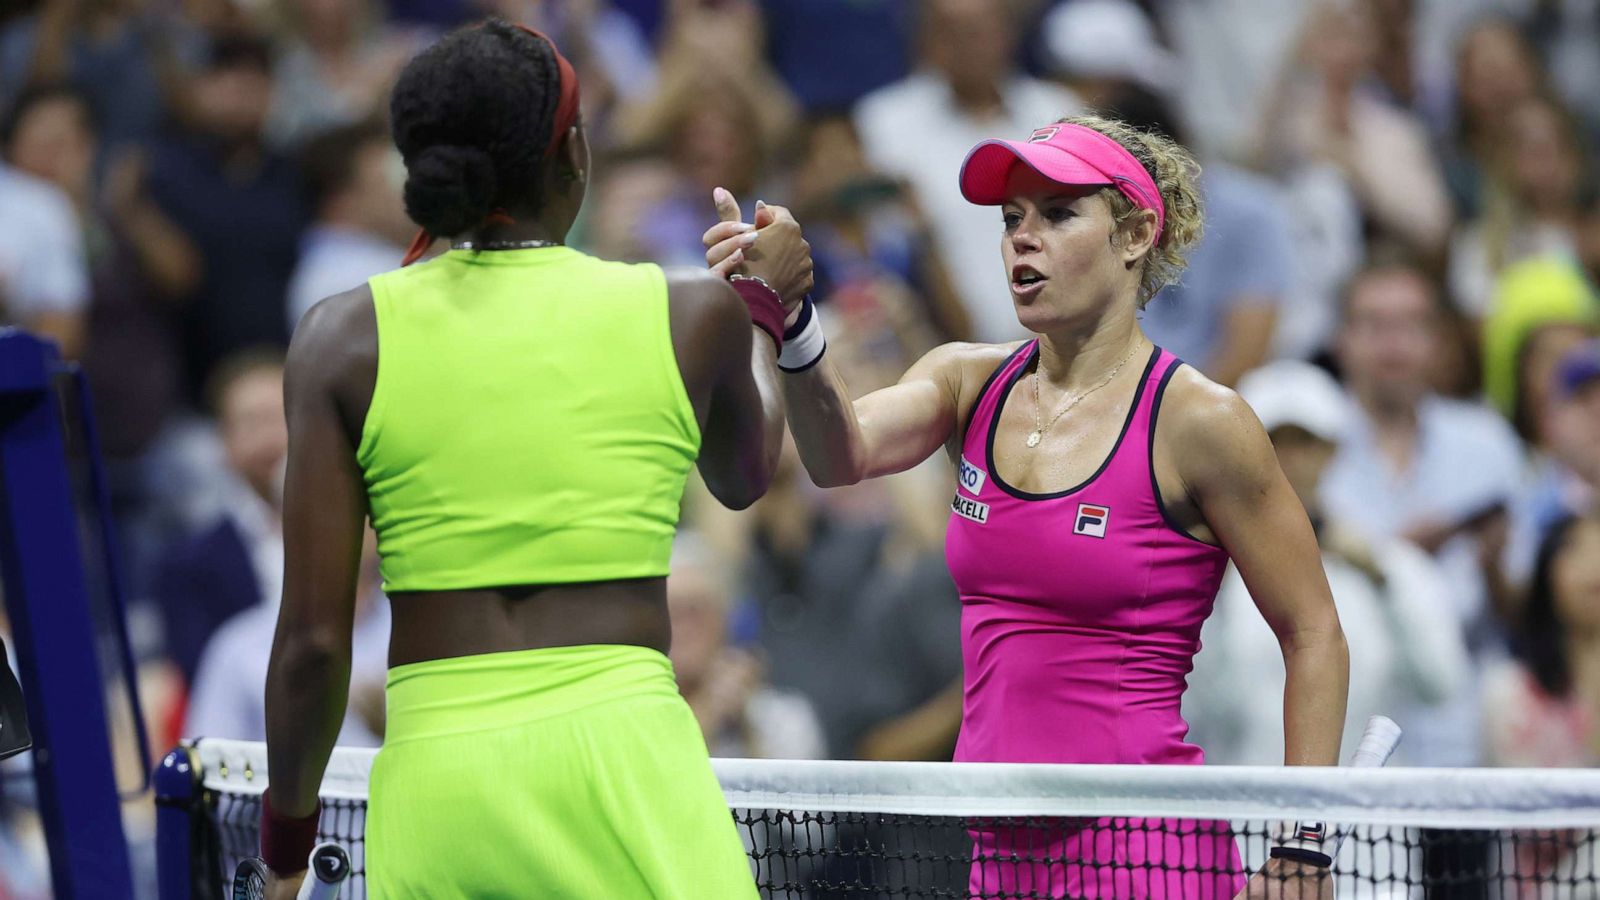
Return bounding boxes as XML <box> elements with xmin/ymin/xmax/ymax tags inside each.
<box><xmin>390</xmin><ymin>19</ymin><xmax>563</xmax><ymax>236</ymax></box>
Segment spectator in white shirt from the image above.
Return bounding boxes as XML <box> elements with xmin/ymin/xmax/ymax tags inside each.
<box><xmin>1186</xmin><ymin>360</ymin><xmax>1468</xmax><ymax>768</ymax></box>
<box><xmin>1322</xmin><ymin>260</ymin><xmax>1526</xmax><ymax>767</ymax></box>
<box><xmin>286</xmin><ymin>121</ymin><xmax>410</xmax><ymax>331</ymax></box>
<box><xmin>0</xmin><ymin>161</ymin><xmax>88</xmax><ymax>357</ymax></box>
<box><xmin>852</xmin><ymin>0</ymin><xmax>1080</xmax><ymax>342</ymax></box>
<box><xmin>186</xmin><ymin>528</ymin><xmax>390</xmax><ymax>747</ymax></box>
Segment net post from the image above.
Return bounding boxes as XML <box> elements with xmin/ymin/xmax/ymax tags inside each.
<box><xmin>154</xmin><ymin>744</ymin><xmax>202</xmax><ymax>900</ymax></box>
<box><xmin>0</xmin><ymin>330</ymin><xmax>134</xmax><ymax>898</ymax></box>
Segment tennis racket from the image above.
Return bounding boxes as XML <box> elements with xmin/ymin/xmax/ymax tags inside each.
<box><xmin>232</xmin><ymin>842</ymin><xmax>352</xmax><ymax>900</ymax></box>
<box><xmin>1327</xmin><ymin>714</ymin><xmax>1403</xmax><ymax>859</ymax></box>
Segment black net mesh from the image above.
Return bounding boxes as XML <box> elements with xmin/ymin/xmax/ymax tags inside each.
<box><xmin>212</xmin><ymin>790</ymin><xmax>366</xmax><ymax>900</ymax></box>
<box><xmin>198</xmin><ymin>788</ymin><xmax>1600</xmax><ymax>899</ymax></box>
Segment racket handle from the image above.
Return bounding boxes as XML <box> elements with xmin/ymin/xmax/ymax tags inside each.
<box><xmin>1325</xmin><ymin>715</ymin><xmax>1404</xmax><ymax>861</ymax></box>
<box><xmin>296</xmin><ymin>843</ymin><xmax>352</xmax><ymax>900</ymax></box>
<box><xmin>1348</xmin><ymin>715</ymin><xmax>1403</xmax><ymax>769</ymax></box>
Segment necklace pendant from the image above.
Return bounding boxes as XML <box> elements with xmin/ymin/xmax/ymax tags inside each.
<box><xmin>1026</xmin><ymin>430</ymin><xmax>1042</xmax><ymax>448</ymax></box>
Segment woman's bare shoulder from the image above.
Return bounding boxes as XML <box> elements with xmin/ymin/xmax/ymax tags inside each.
<box><xmin>907</xmin><ymin>340</ymin><xmax>1029</xmax><ymax>387</ymax></box>
<box><xmin>1156</xmin><ymin>363</ymin><xmax>1276</xmax><ymax>486</ymax></box>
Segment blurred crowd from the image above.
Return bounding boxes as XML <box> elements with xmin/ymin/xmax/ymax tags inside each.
<box><xmin>2</xmin><ymin>0</ymin><xmax>1600</xmax><ymax>894</ymax></box>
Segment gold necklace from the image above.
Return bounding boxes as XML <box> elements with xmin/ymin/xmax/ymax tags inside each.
<box><xmin>1027</xmin><ymin>343</ymin><xmax>1140</xmax><ymax>448</ymax></box>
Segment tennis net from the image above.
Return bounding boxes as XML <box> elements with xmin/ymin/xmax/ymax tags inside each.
<box><xmin>157</xmin><ymin>738</ymin><xmax>1600</xmax><ymax>899</ymax></box>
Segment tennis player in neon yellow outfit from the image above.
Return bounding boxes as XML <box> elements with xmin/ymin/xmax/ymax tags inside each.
<box><xmin>258</xmin><ymin>20</ymin><xmax>815</xmax><ymax>899</ymax></box>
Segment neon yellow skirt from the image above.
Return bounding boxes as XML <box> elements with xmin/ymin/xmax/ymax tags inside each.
<box><xmin>366</xmin><ymin>644</ymin><xmax>758</xmax><ymax>899</ymax></box>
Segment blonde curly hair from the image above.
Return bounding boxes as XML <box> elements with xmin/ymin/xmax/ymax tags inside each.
<box><xmin>1056</xmin><ymin>114</ymin><xmax>1205</xmax><ymax>309</ymax></box>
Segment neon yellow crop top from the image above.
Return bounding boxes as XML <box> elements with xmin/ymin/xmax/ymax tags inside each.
<box><xmin>358</xmin><ymin>247</ymin><xmax>701</xmax><ymax>591</ymax></box>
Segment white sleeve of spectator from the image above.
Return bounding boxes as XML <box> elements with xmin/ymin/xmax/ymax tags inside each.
<box><xmin>1374</xmin><ymin>539</ymin><xmax>1470</xmax><ymax>706</ymax></box>
<box><xmin>184</xmin><ymin>630</ymin><xmax>261</xmax><ymax>742</ymax></box>
<box><xmin>13</xmin><ymin>182</ymin><xmax>89</xmax><ymax>316</ymax></box>
<box><xmin>750</xmin><ymin>689</ymin><xmax>829</xmax><ymax>760</ymax></box>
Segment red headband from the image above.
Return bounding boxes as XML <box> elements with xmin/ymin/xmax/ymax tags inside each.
<box><xmin>401</xmin><ymin>25</ymin><xmax>583</xmax><ymax>266</ymax></box>
<box><xmin>522</xmin><ymin>25</ymin><xmax>582</xmax><ymax>159</ymax></box>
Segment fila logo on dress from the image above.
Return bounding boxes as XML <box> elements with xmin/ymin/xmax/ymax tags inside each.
<box><xmin>1074</xmin><ymin>504</ymin><xmax>1110</xmax><ymax>538</ymax></box>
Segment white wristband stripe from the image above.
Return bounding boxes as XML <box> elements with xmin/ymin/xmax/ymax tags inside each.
<box><xmin>778</xmin><ymin>298</ymin><xmax>826</xmax><ymax>372</ymax></box>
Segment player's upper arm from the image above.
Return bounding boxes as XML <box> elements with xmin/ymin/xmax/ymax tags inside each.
<box><xmin>278</xmin><ymin>290</ymin><xmax>372</xmax><ymax>649</ymax></box>
<box><xmin>851</xmin><ymin>341</ymin><xmax>974</xmax><ymax>480</ymax></box>
<box><xmin>1166</xmin><ymin>373</ymin><xmax>1339</xmax><ymax>639</ymax></box>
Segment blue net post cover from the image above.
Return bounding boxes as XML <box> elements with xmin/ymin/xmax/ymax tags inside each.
<box><xmin>155</xmin><ymin>744</ymin><xmax>204</xmax><ymax>900</ymax></box>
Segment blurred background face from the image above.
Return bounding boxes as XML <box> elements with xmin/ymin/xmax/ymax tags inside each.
<box><xmin>1305</xmin><ymin>4</ymin><xmax>1375</xmax><ymax>88</ymax></box>
<box><xmin>666</xmin><ymin>561</ymin><xmax>731</xmax><ymax>689</ymax></box>
<box><xmin>191</xmin><ymin>63</ymin><xmax>273</xmax><ymax>143</ymax></box>
<box><xmin>351</xmin><ymin>139</ymin><xmax>414</xmax><ymax>244</ymax></box>
<box><xmin>219</xmin><ymin>366</ymin><xmax>288</xmax><ymax>502</ymax></box>
<box><xmin>794</xmin><ymin>118</ymin><xmax>873</xmax><ymax>217</ymax></box>
<box><xmin>1552</xmin><ymin>381</ymin><xmax>1600</xmax><ymax>484</ymax></box>
<box><xmin>6</xmin><ymin>94</ymin><xmax>96</xmax><ymax>201</ymax></box>
<box><xmin>1269</xmin><ymin>426</ymin><xmax>1337</xmax><ymax>513</ymax></box>
<box><xmin>922</xmin><ymin>0</ymin><xmax>1015</xmax><ymax>96</ymax></box>
<box><xmin>295</xmin><ymin>0</ymin><xmax>365</xmax><ymax>43</ymax></box>
<box><xmin>1337</xmin><ymin>269</ymin><xmax>1442</xmax><ymax>407</ymax></box>
<box><xmin>1554</xmin><ymin>518</ymin><xmax>1600</xmax><ymax>635</ymax></box>
<box><xmin>1505</xmin><ymin>100</ymin><xmax>1582</xmax><ymax>211</ymax></box>
<box><xmin>1456</xmin><ymin>22</ymin><xmax>1539</xmax><ymax>127</ymax></box>
<box><xmin>672</xmin><ymin>95</ymin><xmax>760</xmax><ymax>194</ymax></box>
<box><xmin>1521</xmin><ymin>324</ymin><xmax>1596</xmax><ymax>445</ymax></box>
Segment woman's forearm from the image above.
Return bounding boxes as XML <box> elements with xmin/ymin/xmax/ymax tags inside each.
<box><xmin>781</xmin><ymin>356</ymin><xmax>869</xmax><ymax>488</ymax></box>
<box><xmin>264</xmin><ymin>636</ymin><xmax>352</xmax><ymax>816</ymax></box>
<box><xmin>1280</xmin><ymin>627</ymin><xmax>1350</xmax><ymax>767</ymax></box>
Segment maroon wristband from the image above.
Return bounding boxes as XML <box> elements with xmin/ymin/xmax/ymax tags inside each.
<box><xmin>730</xmin><ymin>276</ymin><xmax>785</xmax><ymax>350</ymax></box>
<box><xmin>261</xmin><ymin>788</ymin><xmax>321</xmax><ymax>875</ymax></box>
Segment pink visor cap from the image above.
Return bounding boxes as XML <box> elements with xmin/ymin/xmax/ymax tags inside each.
<box><xmin>959</xmin><ymin>122</ymin><xmax>1164</xmax><ymax>239</ymax></box>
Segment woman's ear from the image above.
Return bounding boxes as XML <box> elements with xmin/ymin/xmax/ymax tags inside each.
<box><xmin>1119</xmin><ymin>208</ymin><xmax>1159</xmax><ymax>267</ymax></box>
<box><xmin>560</xmin><ymin>121</ymin><xmax>589</xmax><ymax>185</ymax></box>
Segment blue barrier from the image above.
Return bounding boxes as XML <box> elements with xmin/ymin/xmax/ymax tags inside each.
<box><xmin>0</xmin><ymin>330</ymin><xmax>134</xmax><ymax>898</ymax></box>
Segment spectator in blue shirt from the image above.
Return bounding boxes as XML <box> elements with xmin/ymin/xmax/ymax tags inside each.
<box><xmin>760</xmin><ymin>0</ymin><xmax>910</xmax><ymax>111</ymax></box>
<box><xmin>150</xmin><ymin>350</ymin><xmax>287</xmax><ymax>685</ymax></box>
<box><xmin>143</xmin><ymin>33</ymin><xmax>308</xmax><ymax>398</ymax></box>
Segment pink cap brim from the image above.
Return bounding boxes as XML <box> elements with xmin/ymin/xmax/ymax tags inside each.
<box><xmin>959</xmin><ymin>140</ymin><xmax>1113</xmax><ymax>206</ymax></box>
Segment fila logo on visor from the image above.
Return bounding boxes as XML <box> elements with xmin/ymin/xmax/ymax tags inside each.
<box><xmin>1074</xmin><ymin>504</ymin><xmax>1109</xmax><ymax>538</ymax></box>
<box><xmin>1028</xmin><ymin>126</ymin><xmax>1061</xmax><ymax>143</ymax></box>
<box><xmin>952</xmin><ymin>494</ymin><xmax>990</xmax><ymax>525</ymax></box>
<box><xmin>957</xmin><ymin>456</ymin><xmax>986</xmax><ymax>496</ymax></box>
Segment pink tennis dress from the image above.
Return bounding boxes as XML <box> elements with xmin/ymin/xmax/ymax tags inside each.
<box><xmin>945</xmin><ymin>343</ymin><xmax>1245</xmax><ymax>898</ymax></box>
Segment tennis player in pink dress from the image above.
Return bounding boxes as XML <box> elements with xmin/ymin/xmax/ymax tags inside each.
<box><xmin>704</xmin><ymin>116</ymin><xmax>1349</xmax><ymax>899</ymax></box>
